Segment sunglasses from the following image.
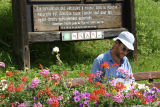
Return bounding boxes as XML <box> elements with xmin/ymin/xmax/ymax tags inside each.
<box><xmin>120</xmin><ymin>45</ymin><xmax>132</xmax><ymax>54</ymax></box>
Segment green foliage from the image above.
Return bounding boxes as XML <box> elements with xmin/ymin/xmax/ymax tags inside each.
<box><xmin>0</xmin><ymin>0</ymin><xmax>13</xmax><ymax>47</ymax></box>
<box><xmin>135</xmin><ymin>0</ymin><xmax>160</xmax><ymax>55</ymax></box>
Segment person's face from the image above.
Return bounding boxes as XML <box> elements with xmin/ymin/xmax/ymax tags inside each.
<box><xmin>116</xmin><ymin>42</ymin><xmax>132</xmax><ymax>59</ymax></box>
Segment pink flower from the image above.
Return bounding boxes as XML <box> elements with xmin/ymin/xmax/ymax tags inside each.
<box><xmin>47</xmin><ymin>98</ymin><xmax>53</xmax><ymax>104</ymax></box>
<box><xmin>50</xmin><ymin>73</ymin><xmax>61</xmax><ymax>81</ymax></box>
<box><xmin>0</xmin><ymin>62</ymin><xmax>5</xmax><ymax>67</ymax></box>
<box><xmin>40</xmin><ymin>69</ymin><xmax>50</xmax><ymax>77</ymax></box>
<box><xmin>19</xmin><ymin>83</ymin><xmax>24</xmax><ymax>87</ymax></box>
<box><xmin>57</xmin><ymin>96</ymin><xmax>63</xmax><ymax>100</ymax></box>
<box><xmin>33</xmin><ymin>102</ymin><xmax>42</xmax><ymax>107</ymax></box>
<box><xmin>109</xmin><ymin>79</ymin><xmax>116</xmax><ymax>86</ymax></box>
<box><xmin>17</xmin><ymin>103</ymin><xmax>26</xmax><ymax>107</ymax></box>
<box><xmin>30</xmin><ymin>78</ymin><xmax>40</xmax><ymax>88</ymax></box>
<box><xmin>117</xmin><ymin>67</ymin><xmax>125</xmax><ymax>74</ymax></box>
<box><xmin>96</xmin><ymin>71</ymin><xmax>102</xmax><ymax>77</ymax></box>
<box><xmin>105</xmin><ymin>92</ymin><xmax>112</xmax><ymax>98</ymax></box>
<box><xmin>112</xmin><ymin>93</ymin><xmax>124</xmax><ymax>103</ymax></box>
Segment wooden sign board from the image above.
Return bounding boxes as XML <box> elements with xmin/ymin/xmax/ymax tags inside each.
<box><xmin>33</xmin><ymin>3</ymin><xmax>122</xmax><ymax>32</ymax></box>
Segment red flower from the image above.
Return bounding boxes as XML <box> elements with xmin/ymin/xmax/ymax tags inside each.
<box><xmin>87</xmin><ymin>74</ymin><xmax>96</xmax><ymax>82</ymax></box>
<box><xmin>21</xmin><ymin>76</ymin><xmax>27</xmax><ymax>82</ymax></box>
<box><xmin>79</xmin><ymin>72</ymin><xmax>85</xmax><ymax>77</ymax></box>
<box><xmin>14</xmin><ymin>71</ymin><xmax>19</xmax><ymax>75</ymax></box>
<box><xmin>7</xmin><ymin>82</ymin><xmax>16</xmax><ymax>94</ymax></box>
<box><xmin>6</xmin><ymin>71</ymin><xmax>13</xmax><ymax>77</ymax></box>
<box><xmin>115</xmin><ymin>82</ymin><xmax>125</xmax><ymax>92</ymax></box>
<box><xmin>100</xmin><ymin>62</ymin><xmax>109</xmax><ymax>69</ymax></box>
<box><xmin>136</xmin><ymin>92</ymin><xmax>143</xmax><ymax>99</ymax></box>
<box><xmin>39</xmin><ymin>63</ymin><xmax>43</xmax><ymax>68</ymax></box>
<box><xmin>37</xmin><ymin>90</ymin><xmax>44</xmax><ymax>98</ymax></box>
<box><xmin>89</xmin><ymin>93</ymin><xmax>99</xmax><ymax>101</ymax></box>
<box><xmin>0</xmin><ymin>94</ymin><xmax>5</xmax><ymax>99</ymax></box>
<box><xmin>94</xmin><ymin>88</ymin><xmax>106</xmax><ymax>95</ymax></box>
<box><xmin>63</xmin><ymin>70</ymin><xmax>68</xmax><ymax>77</ymax></box>
<box><xmin>142</xmin><ymin>98</ymin><xmax>147</xmax><ymax>104</ymax></box>
<box><xmin>111</xmin><ymin>63</ymin><xmax>119</xmax><ymax>67</ymax></box>
<box><xmin>15</xmin><ymin>86</ymin><xmax>23</xmax><ymax>92</ymax></box>
<box><xmin>44</xmin><ymin>85</ymin><xmax>51</xmax><ymax>96</ymax></box>
<box><xmin>51</xmin><ymin>101</ymin><xmax>59</xmax><ymax>107</ymax></box>
<box><xmin>95</xmin><ymin>82</ymin><xmax>104</xmax><ymax>89</ymax></box>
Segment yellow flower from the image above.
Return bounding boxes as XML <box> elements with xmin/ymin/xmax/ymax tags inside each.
<box><xmin>6</xmin><ymin>70</ymin><xmax>9</xmax><ymax>73</ymax></box>
<box><xmin>1</xmin><ymin>76</ymin><xmax>6</xmax><ymax>79</ymax></box>
<box><xmin>112</xmin><ymin>89</ymin><xmax>116</xmax><ymax>94</ymax></box>
<box><xmin>68</xmin><ymin>81</ymin><xmax>72</xmax><ymax>84</ymax></box>
<box><xmin>124</xmin><ymin>84</ymin><xmax>130</xmax><ymax>89</ymax></box>
<box><xmin>25</xmin><ymin>67</ymin><xmax>29</xmax><ymax>70</ymax></box>
<box><xmin>35</xmin><ymin>76</ymin><xmax>38</xmax><ymax>79</ymax></box>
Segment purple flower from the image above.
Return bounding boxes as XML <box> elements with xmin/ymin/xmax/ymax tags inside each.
<box><xmin>112</xmin><ymin>93</ymin><xmax>123</xmax><ymax>103</ymax></box>
<box><xmin>84</xmin><ymin>100</ymin><xmax>90</xmax><ymax>105</ymax></box>
<box><xmin>73</xmin><ymin>90</ymin><xmax>79</xmax><ymax>96</ymax></box>
<box><xmin>33</xmin><ymin>96</ymin><xmax>38</xmax><ymax>100</ymax></box>
<box><xmin>80</xmin><ymin>104</ymin><xmax>83</xmax><ymax>107</ymax></box>
<box><xmin>0</xmin><ymin>62</ymin><xmax>5</xmax><ymax>67</ymax></box>
<box><xmin>84</xmin><ymin>92</ymin><xmax>90</xmax><ymax>99</ymax></box>
<box><xmin>30</xmin><ymin>78</ymin><xmax>40</xmax><ymax>88</ymax></box>
<box><xmin>146</xmin><ymin>94</ymin><xmax>152</xmax><ymax>102</ymax></box>
<box><xmin>18</xmin><ymin>103</ymin><xmax>26</xmax><ymax>107</ymax></box>
<box><xmin>74</xmin><ymin>96</ymin><xmax>81</xmax><ymax>102</ymax></box>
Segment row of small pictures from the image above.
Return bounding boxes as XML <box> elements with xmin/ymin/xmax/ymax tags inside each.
<box><xmin>62</xmin><ymin>31</ymin><xmax>104</xmax><ymax>41</ymax></box>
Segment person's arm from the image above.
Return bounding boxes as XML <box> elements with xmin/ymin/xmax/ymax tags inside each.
<box><xmin>91</xmin><ymin>58</ymin><xmax>102</xmax><ymax>82</ymax></box>
<box><xmin>124</xmin><ymin>60</ymin><xmax>135</xmax><ymax>84</ymax></box>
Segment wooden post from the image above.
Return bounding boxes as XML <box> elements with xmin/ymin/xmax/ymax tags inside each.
<box><xmin>124</xmin><ymin>0</ymin><xmax>137</xmax><ymax>61</ymax></box>
<box><xmin>12</xmin><ymin>0</ymin><xmax>30</xmax><ymax>71</ymax></box>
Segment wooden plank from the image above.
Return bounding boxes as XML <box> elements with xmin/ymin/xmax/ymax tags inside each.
<box><xmin>146</xmin><ymin>82</ymin><xmax>160</xmax><ymax>89</ymax></box>
<box><xmin>29</xmin><ymin>0</ymin><xmax>80</xmax><ymax>2</ymax></box>
<box><xmin>86</xmin><ymin>0</ymin><xmax>123</xmax><ymax>2</ymax></box>
<box><xmin>29</xmin><ymin>32</ymin><xmax>61</xmax><ymax>42</ymax></box>
<box><xmin>134</xmin><ymin>71</ymin><xmax>160</xmax><ymax>81</ymax></box>
<box><xmin>29</xmin><ymin>28</ymin><xmax>127</xmax><ymax>42</ymax></box>
<box><xmin>66</xmin><ymin>78</ymin><xmax>88</xmax><ymax>87</ymax></box>
<box><xmin>33</xmin><ymin>3</ymin><xmax>122</xmax><ymax>32</ymax></box>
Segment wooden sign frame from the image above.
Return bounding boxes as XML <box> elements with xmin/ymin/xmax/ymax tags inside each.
<box><xmin>12</xmin><ymin>0</ymin><xmax>137</xmax><ymax>70</ymax></box>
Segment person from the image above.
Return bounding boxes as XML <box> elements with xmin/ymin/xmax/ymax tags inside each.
<box><xmin>91</xmin><ymin>31</ymin><xmax>135</xmax><ymax>84</ymax></box>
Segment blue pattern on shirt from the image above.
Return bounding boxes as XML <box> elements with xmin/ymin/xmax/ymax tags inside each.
<box><xmin>91</xmin><ymin>49</ymin><xmax>135</xmax><ymax>84</ymax></box>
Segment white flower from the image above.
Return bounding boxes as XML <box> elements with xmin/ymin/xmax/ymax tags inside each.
<box><xmin>52</xmin><ymin>47</ymin><xmax>59</xmax><ymax>54</ymax></box>
<box><xmin>0</xmin><ymin>79</ymin><xmax>8</xmax><ymax>91</ymax></box>
<box><xmin>137</xmin><ymin>84</ymin><xmax>146</xmax><ymax>89</ymax></box>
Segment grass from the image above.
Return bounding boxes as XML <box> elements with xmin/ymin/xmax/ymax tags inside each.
<box><xmin>0</xmin><ymin>0</ymin><xmax>160</xmax><ymax>79</ymax></box>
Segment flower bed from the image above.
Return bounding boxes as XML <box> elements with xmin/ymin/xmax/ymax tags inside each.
<box><xmin>0</xmin><ymin>47</ymin><xmax>160</xmax><ymax>107</ymax></box>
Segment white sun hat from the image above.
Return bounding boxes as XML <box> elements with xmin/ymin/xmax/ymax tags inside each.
<box><xmin>113</xmin><ymin>31</ymin><xmax>135</xmax><ymax>50</ymax></box>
